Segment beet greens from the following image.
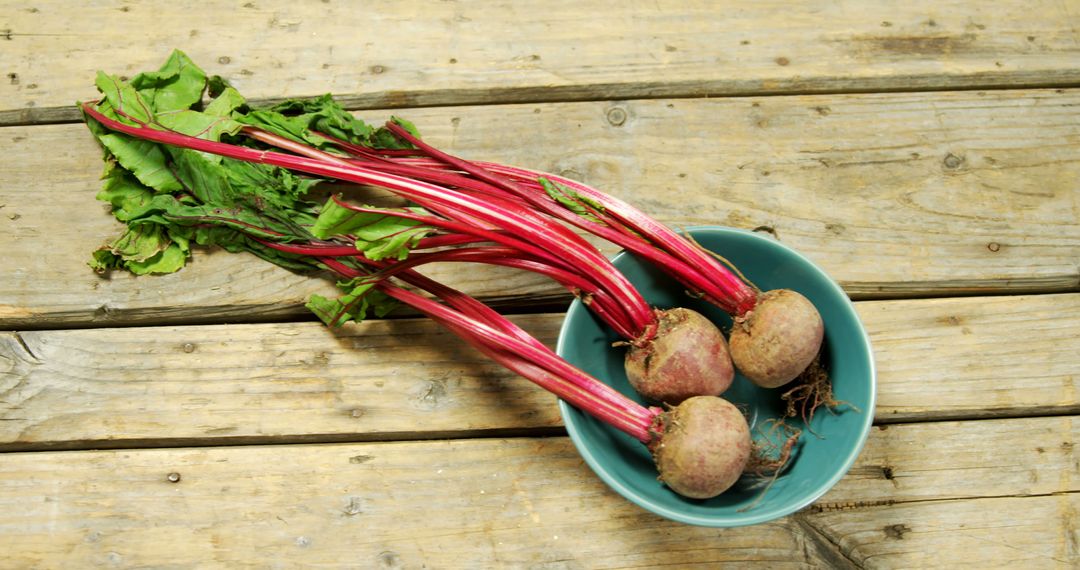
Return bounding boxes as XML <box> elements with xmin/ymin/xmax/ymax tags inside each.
<box><xmin>79</xmin><ymin>51</ymin><xmax>761</xmax><ymax>499</ymax></box>
<box><xmin>82</xmin><ymin>50</ymin><xmax>738</xmax><ymax>405</ymax></box>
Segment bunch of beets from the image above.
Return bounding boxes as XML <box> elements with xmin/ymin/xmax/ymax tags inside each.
<box><xmin>81</xmin><ymin>51</ymin><xmax>830</xmax><ymax>500</ymax></box>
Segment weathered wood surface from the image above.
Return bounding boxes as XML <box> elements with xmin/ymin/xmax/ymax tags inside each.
<box><xmin>0</xmin><ymin>415</ymin><xmax>1074</xmax><ymax>568</ymax></box>
<box><xmin>2</xmin><ymin>294</ymin><xmax>1078</xmax><ymax>450</ymax></box>
<box><xmin>820</xmin><ymin>415</ymin><xmax>1078</xmax><ymax>505</ymax></box>
<box><xmin>805</xmin><ymin>495</ymin><xmax>1080</xmax><ymax>568</ymax></box>
<box><xmin>4</xmin><ymin>0</ymin><xmax>1080</xmax><ymax>125</ymax></box>
<box><xmin>0</xmin><ymin>316</ymin><xmax>565</xmax><ymax>451</ymax></box>
<box><xmin>3</xmin><ymin>89</ymin><xmax>1078</xmax><ymax>328</ymax></box>
<box><xmin>860</xmin><ymin>293</ymin><xmax>1080</xmax><ymax>423</ymax></box>
<box><xmin>0</xmin><ymin>439</ymin><xmax>846</xmax><ymax>569</ymax></box>
<box><xmin>3</xmin><ymin>3</ymin><xmax>1079</xmax><ymax>567</ymax></box>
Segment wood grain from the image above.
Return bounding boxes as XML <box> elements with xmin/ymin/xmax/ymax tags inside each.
<box><xmin>0</xmin><ymin>316</ymin><xmax>565</xmax><ymax>451</ymax></box>
<box><xmin>808</xmin><ymin>415</ymin><xmax>1079</xmax><ymax>566</ymax></box>
<box><xmin>4</xmin><ymin>1</ymin><xmax>1080</xmax><ymax>125</ymax></box>
<box><xmin>804</xmin><ymin>495</ymin><xmax>1080</xmax><ymax>568</ymax></box>
<box><xmin>0</xmin><ymin>415</ymin><xmax>1074</xmax><ymax>568</ymax></box>
<box><xmin>859</xmin><ymin>293</ymin><xmax>1080</xmax><ymax>423</ymax></box>
<box><xmin>2</xmin><ymin>90</ymin><xmax>1078</xmax><ymax>327</ymax></box>
<box><xmin>2</xmin><ymin>294</ymin><xmax>1078</xmax><ymax>450</ymax></box>
<box><xmin>0</xmin><ymin>438</ymin><xmax>846</xmax><ymax>569</ymax></box>
<box><xmin>819</xmin><ymin>415</ymin><xmax>1078</xmax><ymax>506</ymax></box>
<box><xmin>3</xmin><ymin>2</ymin><xmax>1076</xmax><ymax>567</ymax></box>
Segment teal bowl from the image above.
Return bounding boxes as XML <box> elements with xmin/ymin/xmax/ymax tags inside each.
<box><xmin>556</xmin><ymin>226</ymin><xmax>875</xmax><ymax>527</ymax></box>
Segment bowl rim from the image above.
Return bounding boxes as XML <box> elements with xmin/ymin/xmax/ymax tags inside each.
<box><xmin>556</xmin><ymin>225</ymin><xmax>877</xmax><ymax>527</ymax></box>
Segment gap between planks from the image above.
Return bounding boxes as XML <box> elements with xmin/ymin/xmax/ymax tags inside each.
<box><xmin>0</xmin><ymin>410</ymin><xmax>1074</xmax><ymax>455</ymax></box>
<box><xmin>7</xmin><ymin>287</ymin><xmax>1080</xmax><ymax>334</ymax></box>
<box><xmin>6</xmin><ymin>80</ymin><xmax>1080</xmax><ymax>128</ymax></box>
<box><xmin>0</xmin><ymin>426</ymin><xmax>569</xmax><ymax>454</ymax></box>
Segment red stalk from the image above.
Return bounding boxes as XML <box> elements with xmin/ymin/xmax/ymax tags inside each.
<box><xmin>326</xmin><ymin>127</ymin><xmax>756</xmax><ymax>315</ymax></box>
<box><xmin>313</xmin><ymin>255</ymin><xmax>660</xmax><ymax>441</ymax></box>
<box><xmin>270</xmin><ymin>239</ymin><xmax>639</xmax><ymax>341</ymax></box>
<box><xmin>83</xmin><ymin>103</ymin><xmax>657</xmax><ymax>339</ymax></box>
<box><xmin>326</xmin><ymin>198</ymin><xmax>642</xmax><ymax>337</ymax></box>
<box><xmin>398</xmin><ymin>157</ymin><xmax>739</xmax><ymax>312</ymax></box>
<box><xmin>241</xmin><ymin>126</ymin><xmax>657</xmax><ymax>333</ymax></box>
<box><xmin>414</xmin><ymin>232</ymin><xmax>493</xmax><ymax>249</ymax></box>
<box><xmin>482</xmin><ymin>163</ymin><xmax>759</xmax><ymax>315</ymax></box>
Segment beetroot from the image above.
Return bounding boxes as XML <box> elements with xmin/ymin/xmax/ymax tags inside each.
<box><xmin>729</xmin><ymin>289</ymin><xmax>824</xmax><ymax>388</ymax></box>
<box><xmin>625</xmin><ymin>308</ymin><xmax>734</xmax><ymax>404</ymax></box>
<box><xmin>79</xmin><ymin>55</ymin><xmax>784</xmax><ymax>505</ymax></box>
<box><xmin>651</xmin><ymin>396</ymin><xmax>752</xmax><ymax>499</ymax></box>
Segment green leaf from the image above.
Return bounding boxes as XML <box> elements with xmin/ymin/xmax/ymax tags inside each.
<box><xmin>369</xmin><ymin>116</ymin><xmax>422</xmax><ymax>149</ymax></box>
<box><xmin>235</xmin><ymin>94</ymin><xmax>421</xmax><ymax>151</ymax></box>
<box><xmin>204</xmin><ymin>86</ymin><xmax>247</xmax><ymax>117</ymax></box>
<box><xmin>295</xmin><ymin>94</ymin><xmax>376</xmax><ymax>144</ymax></box>
<box><xmin>538</xmin><ymin>178</ymin><xmax>606</xmax><ymax>223</ymax></box>
<box><xmin>305</xmin><ymin>277</ymin><xmax>395</xmax><ymax>327</ymax></box>
<box><xmin>206</xmin><ymin>75</ymin><xmax>233</xmax><ymax>99</ymax></box>
<box><xmin>96</xmin><ymin>131</ymin><xmax>185</xmax><ymax>193</ymax></box>
<box><xmin>357</xmin><ymin>225</ymin><xmax>432</xmax><ymax>261</ymax></box>
<box><xmin>90</xmin><ymin>223</ymin><xmax>190</xmax><ymax>275</ymax></box>
<box><xmin>165</xmin><ymin>146</ymin><xmax>236</xmax><ymax>203</ymax></box>
<box><xmin>156</xmin><ymin>109</ymin><xmax>244</xmax><ymax>142</ymax></box>
<box><xmin>224</xmin><ymin>160</ymin><xmax>321</xmax><ymax>211</ymax></box>
<box><xmin>311</xmin><ymin>198</ymin><xmax>432</xmax><ymax>260</ymax></box>
<box><xmin>103</xmin><ymin>224</ymin><xmax>172</xmax><ymax>262</ymax></box>
<box><xmin>263</xmin><ymin>94</ymin><xmax>375</xmax><ymax>144</ymax></box>
<box><xmin>96</xmin><ymin>164</ymin><xmax>157</xmax><ymax>221</ymax></box>
<box><xmin>158</xmin><ymin>145</ymin><xmax>320</xmax><ymax>219</ymax></box>
<box><xmin>238</xmin><ymin>108</ymin><xmax>334</xmax><ymax>149</ymax></box>
<box><xmin>85</xmin><ymin>54</ymin><xmax>414</xmax><ymax>322</ymax></box>
<box><xmin>87</xmin><ymin>74</ymin><xmax>185</xmax><ymax>193</ymax></box>
<box><xmin>126</xmin><ymin>243</ymin><xmax>188</xmax><ymax>275</ymax></box>
<box><xmin>161</xmin><ymin>200</ymin><xmax>306</xmax><ymax>241</ymax></box>
<box><xmin>94</xmin><ymin>72</ymin><xmax>153</xmax><ymax>124</ymax></box>
<box><xmin>182</xmin><ymin>226</ymin><xmax>320</xmax><ymax>273</ymax></box>
<box><xmin>129</xmin><ymin>50</ymin><xmax>207</xmax><ymax>113</ymax></box>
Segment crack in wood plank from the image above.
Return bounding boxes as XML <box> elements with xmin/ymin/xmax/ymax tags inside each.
<box><xmin>10</xmin><ymin>332</ymin><xmax>40</xmax><ymax>363</ymax></box>
<box><xmin>9</xmin><ymin>78</ymin><xmax>1080</xmax><ymax>128</ymax></box>
<box><xmin>810</xmin><ymin>489</ymin><xmax>1080</xmax><ymax>513</ymax></box>
<box><xmin>792</xmin><ymin>516</ymin><xmax>863</xmax><ymax>569</ymax></box>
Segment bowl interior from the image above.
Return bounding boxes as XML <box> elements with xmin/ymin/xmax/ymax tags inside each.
<box><xmin>556</xmin><ymin>226</ymin><xmax>875</xmax><ymax>527</ymax></box>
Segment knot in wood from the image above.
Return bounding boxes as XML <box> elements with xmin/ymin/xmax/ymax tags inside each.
<box><xmin>606</xmin><ymin>107</ymin><xmax>628</xmax><ymax>127</ymax></box>
<box><xmin>943</xmin><ymin>152</ymin><xmax>965</xmax><ymax>170</ymax></box>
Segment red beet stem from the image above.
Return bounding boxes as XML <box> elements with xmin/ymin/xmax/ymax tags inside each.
<box><xmin>262</xmin><ymin>239</ymin><xmax>640</xmax><ymax>341</ymax></box>
<box><xmin>325</xmin><ymin>198</ymin><xmax>643</xmax><ymax>338</ymax></box>
<box><xmin>83</xmin><ymin>103</ymin><xmax>657</xmax><ymax>337</ymax></box>
<box><xmin>484</xmin><ymin>163</ymin><xmax>759</xmax><ymax>315</ymax></box>
<box><xmin>313</xmin><ymin>255</ymin><xmax>660</xmax><ymax>441</ymax></box>
<box><xmin>322</xmin><ymin>126</ymin><xmax>757</xmax><ymax>316</ymax></box>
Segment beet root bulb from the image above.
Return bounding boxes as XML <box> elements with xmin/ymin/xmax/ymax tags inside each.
<box><xmin>624</xmin><ymin>308</ymin><xmax>735</xmax><ymax>405</ymax></box>
<box><xmin>729</xmin><ymin>289</ymin><xmax>824</xmax><ymax>389</ymax></box>
<box><xmin>651</xmin><ymin>396</ymin><xmax>752</xmax><ymax>499</ymax></box>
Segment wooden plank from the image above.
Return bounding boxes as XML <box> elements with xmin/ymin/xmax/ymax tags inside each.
<box><xmin>0</xmin><ymin>438</ymin><xmax>850</xmax><ymax>569</ymax></box>
<box><xmin>0</xmin><ymin>316</ymin><xmax>565</xmax><ymax>451</ymax></box>
<box><xmin>860</xmin><ymin>294</ymin><xmax>1080</xmax><ymax>423</ymax></box>
<box><xmin>2</xmin><ymin>294</ymin><xmax>1077</xmax><ymax>449</ymax></box>
<box><xmin>403</xmin><ymin>90</ymin><xmax>1080</xmax><ymax>299</ymax></box>
<box><xmin>2</xmin><ymin>90</ymin><xmax>1078</xmax><ymax>327</ymax></box>
<box><xmin>800</xmin><ymin>417</ymin><xmax>1080</xmax><ymax>567</ymax></box>
<box><xmin>4</xmin><ymin>0</ymin><xmax>1080</xmax><ymax>125</ymax></box>
<box><xmin>0</xmin><ymin>415</ymin><xmax>1074</xmax><ymax>568</ymax></box>
<box><xmin>803</xmin><ymin>495</ymin><xmax>1080</xmax><ymax>568</ymax></box>
<box><xmin>819</xmin><ymin>416</ymin><xmax>1079</xmax><ymax>506</ymax></box>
